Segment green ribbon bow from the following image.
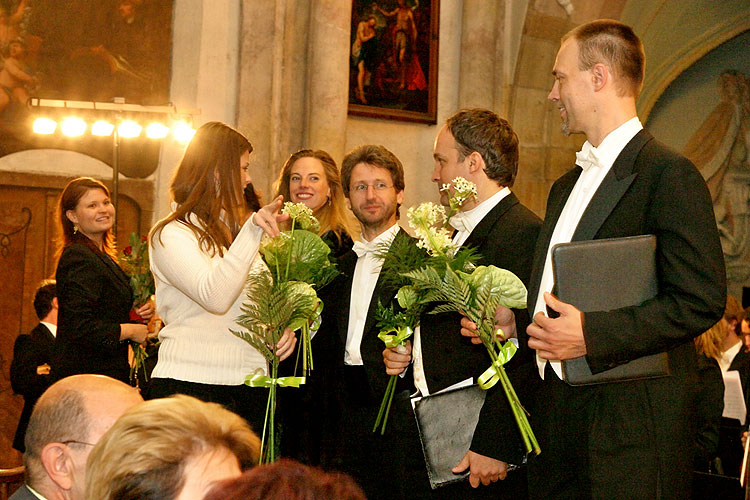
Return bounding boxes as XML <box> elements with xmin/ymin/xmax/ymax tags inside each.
<box><xmin>377</xmin><ymin>325</ymin><xmax>414</xmax><ymax>348</ymax></box>
<box><xmin>245</xmin><ymin>373</ymin><xmax>306</xmax><ymax>388</ymax></box>
<box><xmin>477</xmin><ymin>341</ymin><xmax>517</xmax><ymax>390</ymax></box>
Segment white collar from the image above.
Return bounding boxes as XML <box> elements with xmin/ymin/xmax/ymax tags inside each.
<box><xmin>578</xmin><ymin>117</ymin><xmax>643</xmax><ymax>171</ymax></box>
<box><xmin>450</xmin><ymin>187</ymin><xmax>511</xmax><ymax>233</ymax></box>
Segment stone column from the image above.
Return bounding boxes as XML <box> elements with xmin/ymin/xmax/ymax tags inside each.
<box><xmin>305</xmin><ymin>0</ymin><xmax>352</xmax><ymax>163</ymax></box>
<box><xmin>458</xmin><ymin>0</ymin><xmax>500</xmax><ymax>110</ymax></box>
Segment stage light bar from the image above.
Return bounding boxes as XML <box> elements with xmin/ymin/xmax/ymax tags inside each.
<box><xmin>33</xmin><ymin>117</ymin><xmax>57</xmax><ymax>134</ymax></box>
<box><xmin>61</xmin><ymin>117</ymin><xmax>87</xmax><ymax>137</ymax></box>
<box><xmin>173</xmin><ymin>121</ymin><xmax>196</xmax><ymax>143</ymax></box>
<box><xmin>91</xmin><ymin>120</ymin><xmax>115</xmax><ymax>136</ymax></box>
<box><xmin>117</xmin><ymin>120</ymin><xmax>142</xmax><ymax>138</ymax></box>
<box><xmin>146</xmin><ymin>122</ymin><xmax>169</xmax><ymax>139</ymax></box>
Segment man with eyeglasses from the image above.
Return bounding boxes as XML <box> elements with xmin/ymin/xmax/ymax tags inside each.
<box><xmin>383</xmin><ymin>108</ymin><xmax>541</xmax><ymax>499</ymax></box>
<box><xmin>313</xmin><ymin>144</ymin><xmax>416</xmax><ymax>500</ymax></box>
<box><xmin>10</xmin><ymin>374</ymin><xmax>142</xmax><ymax>500</ymax></box>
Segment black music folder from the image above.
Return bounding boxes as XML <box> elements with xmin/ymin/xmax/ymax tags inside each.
<box><xmin>551</xmin><ymin>234</ymin><xmax>669</xmax><ymax>385</ymax></box>
<box><xmin>413</xmin><ymin>384</ymin><xmax>487</xmax><ymax>488</ymax></box>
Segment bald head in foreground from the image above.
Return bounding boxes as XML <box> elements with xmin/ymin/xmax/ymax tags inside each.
<box><xmin>10</xmin><ymin>374</ymin><xmax>142</xmax><ymax>500</ymax></box>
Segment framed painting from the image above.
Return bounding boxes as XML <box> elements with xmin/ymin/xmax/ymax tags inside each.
<box><xmin>348</xmin><ymin>0</ymin><xmax>438</xmax><ymax>124</ymax></box>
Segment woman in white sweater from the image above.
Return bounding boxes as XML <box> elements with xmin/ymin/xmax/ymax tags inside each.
<box><xmin>149</xmin><ymin>121</ymin><xmax>295</xmax><ymax>430</ymax></box>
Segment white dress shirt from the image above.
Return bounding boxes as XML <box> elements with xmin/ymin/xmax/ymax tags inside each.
<box><xmin>534</xmin><ymin>117</ymin><xmax>643</xmax><ymax>380</ymax></box>
<box><xmin>40</xmin><ymin>321</ymin><xmax>57</xmax><ymax>337</ymax></box>
<box><xmin>345</xmin><ymin>223</ymin><xmax>400</xmax><ymax>366</ymax></box>
<box><xmin>450</xmin><ymin>187</ymin><xmax>511</xmax><ymax>247</ymax></box>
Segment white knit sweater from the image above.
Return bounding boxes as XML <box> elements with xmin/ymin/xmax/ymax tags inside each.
<box><xmin>149</xmin><ymin>215</ymin><xmax>268</xmax><ymax>385</ymax></box>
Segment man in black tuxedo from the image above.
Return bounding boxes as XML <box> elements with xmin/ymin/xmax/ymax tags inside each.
<box><xmin>461</xmin><ymin>20</ymin><xmax>726</xmax><ymax>500</ymax></box>
<box><xmin>10</xmin><ymin>280</ymin><xmax>57</xmax><ymax>452</ymax></box>
<box><xmin>9</xmin><ymin>374</ymin><xmax>142</xmax><ymax>500</ymax></box>
<box><xmin>318</xmin><ymin>144</ymin><xmax>413</xmax><ymax>500</ymax></box>
<box><xmin>384</xmin><ymin>109</ymin><xmax>541</xmax><ymax>499</ymax></box>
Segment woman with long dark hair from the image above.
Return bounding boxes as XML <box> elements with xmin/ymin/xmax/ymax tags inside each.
<box><xmin>274</xmin><ymin>149</ymin><xmax>356</xmax><ymax>257</ymax></box>
<box><xmin>51</xmin><ymin>177</ymin><xmax>152</xmax><ymax>383</ymax></box>
<box><xmin>148</xmin><ymin>121</ymin><xmax>295</xmax><ymax>430</ymax></box>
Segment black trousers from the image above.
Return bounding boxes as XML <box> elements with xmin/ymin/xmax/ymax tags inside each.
<box><xmin>149</xmin><ymin>377</ymin><xmax>268</xmax><ymax>437</ymax></box>
<box><xmin>527</xmin><ymin>363</ymin><xmax>684</xmax><ymax>500</ymax></box>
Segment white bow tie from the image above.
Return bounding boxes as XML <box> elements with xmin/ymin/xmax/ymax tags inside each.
<box><xmin>575</xmin><ymin>143</ymin><xmax>601</xmax><ymax>172</ymax></box>
<box><xmin>353</xmin><ymin>240</ymin><xmax>378</xmax><ymax>258</ymax></box>
<box><xmin>449</xmin><ymin>212</ymin><xmax>472</xmax><ymax>234</ymax></box>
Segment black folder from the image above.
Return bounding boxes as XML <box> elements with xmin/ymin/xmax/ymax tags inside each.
<box><xmin>551</xmin><ymin>234</ymin><xmax>669</xmax><ymax>385</ymax></box>
<box><xmin>413</xmin><ymin>384</ymin><xmax>487</xmax><ymax>489</ymax></box>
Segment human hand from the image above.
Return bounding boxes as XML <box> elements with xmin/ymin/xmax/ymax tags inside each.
<box><xmin>383</xmin><ymin>340</ymin><xmax>411</xmax><ymax>375</ymax></box>
<box><xmin>527</xmin><ymin>292</ymin><xmax>586</xmax><ymax>360</ymax></box>
<box><xmin>36</xmin><ymin>363</ymin><xmax>50</xmax><ymax>375</ymax></box>
<box><xmin>452</xmin><ymin>450</ymin><xmax>508</xmax><ymax>487</ymax></box>
<box><xmin>135</xmin><ymin>299</ymin><xmax>155</xmax><ymax>321</ymax></box>
<box><xmin>253</xmin><ymin>195</ymin><xmax>290</xmax><ymax>238</ymax></box>
<box><xmin>275</xmin><ymin>327</ymin><xmax>297</xmax><ymax>362</ymax></box>
<box><xmin>121</xmin><ymin>323</ymin><xmax>149</xmax><ymax>344</ymax></box>
<box><xmin>460</xmin><ymin>306</ymin><xmax>516</xmax><ymax>345</ymax></box>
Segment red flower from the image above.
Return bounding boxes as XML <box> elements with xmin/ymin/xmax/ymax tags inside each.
<box><xmin>141</xmin><ymin>235</ymin><xmax>148</xmax><ymax>242</ymax></box>
<box><xmin>124</xmin><ymin>246</ymin><xmax>133</xmax><ymax>255</ymax></box>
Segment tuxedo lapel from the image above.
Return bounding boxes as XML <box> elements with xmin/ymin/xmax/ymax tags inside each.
<box><xmin>362</xmin><ymin>229</ymin><xmax>410</xmax><ymax>335</ymax></box>
<box><xmin>526</xmin><ymin>169</ymin><xmax>580</xmax><ymax>309</ymax></box>
<box><xmin>462</xmin><ymin>192</ymin><xmax>519</xmax><ymax>253</ymax></box>
<box><xmin>335</xmin><ymin>250</ymin><xmax>357</xmax><ymax>346</ymax></box>
<box><xmin>572</xmin><ymin>130</ymin><xmax>651</xmax><ymax>242</ymax></box>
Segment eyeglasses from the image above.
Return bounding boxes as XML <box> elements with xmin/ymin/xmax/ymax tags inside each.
<box><xmin>351</xmin><ymin>182</ymin><xmax>393</xmax><ymax>193</ymax></box>
<box><xmin>60</xmin><ymin>440</ymin><xmax>95</xmax><ymax>447</ymax></box>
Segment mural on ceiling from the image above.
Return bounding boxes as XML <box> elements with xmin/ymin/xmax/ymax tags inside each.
<box><xmin>0</xmin><ymin>0</ymin><xmax>172</xmax><ymax>176</ymax></box>
<box><xmin>649</xmin><ymin>30</ymin><xmax>750</xmax><ymax>299</ymax></box>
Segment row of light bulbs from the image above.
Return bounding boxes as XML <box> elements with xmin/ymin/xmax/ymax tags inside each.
<box><xmin>32</xmin><ymin>117</ymin><xmax>196</xmax><ymax>142</ymax></box>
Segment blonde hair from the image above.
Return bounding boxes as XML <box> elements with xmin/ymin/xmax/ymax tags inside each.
<box><xmin>85</xmin><ymin>395</ymin><xmax>260</xmax><ymax>500</ymax></box>
<box><xmin>694</xmin><ymin>319</ymin><xmax>726</xmax><ymax>363</ymax></box>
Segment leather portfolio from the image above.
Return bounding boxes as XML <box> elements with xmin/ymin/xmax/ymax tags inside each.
<box><xmin>413</xmin><ymin>384</ymin><xmax>486</xmax><ymax>489</ymax></box>
<box><xmin>551</xmin><ymin>234</ymin><xmax>669</xmax><ymax>385</ymax></box>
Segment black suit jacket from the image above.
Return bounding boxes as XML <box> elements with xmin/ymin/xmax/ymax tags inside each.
<box><xmin>516</xmin><ymin>130</ymin><xmax>724</xmax><ymax>497</ymax></box>
<box><xmin>10</xmin><ymin>323</ymin><xmax>55</xmax><ymax>452</ymax></box>
<box><xmin>52</xmin><ymin>242</ymin><xmax>133</xmax><ymax>383</ymax></box>
<box><xmin>325</xmin><ymin>228</ymin><xmax>416</xmax><ymax>400</ymax></box>
<box><xmin>8</xmin><ymin>485</ymin><xmax>36</xmax><ymax>500</ymax></box>
<box><xmin>420</xmin><ymin>192</ymin><xmax>542</xmax><ymax>392</ymax></box>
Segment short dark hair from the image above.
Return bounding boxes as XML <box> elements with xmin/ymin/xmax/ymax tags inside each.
<box><xmin>33</xmin><ymin>280</ymin><xmax>57</xmax><ymax>320</ymax></box>
<box><xmin>340</xmin><ymin>144</ymin><xmax>405</xmax><ymax>197</ymax></box>
<box><xmin>445</xmin><ymin>109</ymin><xmax>519</xmax><ymax>187</ymax></box>
<box><xmin>563</xmin><ymin>19</ymin><xmax>645</xmax><ymax>97</ymax></box>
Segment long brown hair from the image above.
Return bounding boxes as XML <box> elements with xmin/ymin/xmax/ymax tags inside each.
<box><xmin>56</xmin><ymin>177</ymin><xmax>117</xmax><ymax>262</ymax></box>
<box><xmin>274</xmin><ymin>149</ymin><xmax>355</xmax><ymax>245</ymax></box>
<box><xmin>151</xmin><ymin>122</ymin><xmax>252</xmax><ymax>257</ymax></box>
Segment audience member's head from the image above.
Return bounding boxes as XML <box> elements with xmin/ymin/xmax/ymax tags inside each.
<box><xmin>695</xmin><ymin>321</ymin><xmax>724</xmax><ymax>363</ymax></box>
<box><xmin>203</xmin><ymin>458</ymin><xmax>366</xmax><ymax>500</ymax></box>
<box><xmin>725</xmin><ymin>295</ymin><xmax>743</xmax><ymax>337</ymax></box>
<box><xmin>85</xmin><ymin>395</ymin><xmax>260</xmax><ymax>500</ymax></box>
<box><xmin>33</xmin><ymin>279</ymin><xmax>57</xmax><ymax>322</ymax></box>
<box><xmin>23</xmin><ymin>374</ymin><xmax>143</xmax><ymax>500</ymax></box>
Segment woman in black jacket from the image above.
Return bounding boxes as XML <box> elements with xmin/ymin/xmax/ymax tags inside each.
<box><xmin>51</xmin><ymin>177</ymin><xmax>151</xmax><ymax>384</ymax></box>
